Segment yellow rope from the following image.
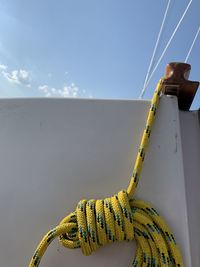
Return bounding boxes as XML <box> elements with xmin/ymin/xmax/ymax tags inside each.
<box><xmin>28</xmin><ymin>79</ymin><xmax>184</xmax><ymax>267</ymax></box>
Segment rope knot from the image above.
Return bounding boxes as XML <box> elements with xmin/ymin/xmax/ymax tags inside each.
<box><xmin>59</xmin><ymin>190</ymin><xmax>134</xmax><ymax>256</ymax></box>
<box><xmin>76</xmin><ymin>190</ymin><xmax>134</xmax><ymax>255</ymax></box>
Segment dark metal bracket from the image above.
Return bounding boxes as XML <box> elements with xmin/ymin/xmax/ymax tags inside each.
<box><xmin>162</xmin><ymin>62</ymin><xmax>199</xmax><ymax>110</ymax></box>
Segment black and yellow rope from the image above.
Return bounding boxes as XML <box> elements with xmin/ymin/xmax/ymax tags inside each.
<box><xmin>28</xmin><ymin>79</ymin><xmax>184</xmax><ymax>267</ymax></box>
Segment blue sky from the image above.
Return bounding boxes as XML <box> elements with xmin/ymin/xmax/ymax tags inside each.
<box><xmin>0</xmin><ymin>0</ymin><xmax>199</xmax><ymax>109</ymax></box>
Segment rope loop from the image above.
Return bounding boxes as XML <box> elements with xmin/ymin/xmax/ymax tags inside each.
<box><xmin>30</xmin><ymin>192</ymin><xmax>184</xmax><ymax>267</ymax></box>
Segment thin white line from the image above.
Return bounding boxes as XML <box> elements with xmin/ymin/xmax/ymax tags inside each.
<box><xmin>139</xmin><ymin>0</ymin><xmax>192</xmax><ymax>98</ymax></box>
<box><xmin>143</xmin><ymin>0</ymin><xmax>192</xmax><ymax>93</ymax></box>
<box><xmin>141</xmin><ymin>0</ymin><xmax>171</xmax><ymax>96</ymax></box>
<box><xmin>185</xmin><ymin>26</ymin><xmax>200</xmax><ymax>63</ymax></box>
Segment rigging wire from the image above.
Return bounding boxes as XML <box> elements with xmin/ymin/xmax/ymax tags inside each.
<box><xmin>141</xmin><ymin>0</ymin><xmax>171</xmax><ymax>98</ymax></box>
<box><xmin>185</xmin><ymin>26</ymin><xmax>200</xmax><ymax>63</ymax></box>
<box><xmin>139</xmin><ymin>0</ymin><xmax>193</xmax><ymax>99</ymax></box>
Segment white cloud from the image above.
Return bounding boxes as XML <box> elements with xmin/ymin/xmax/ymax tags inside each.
<box><xmin>0</xmin><ymin>64</ymin><xmax>90</xmax><ymax>98</ymax></box>
<box><xmin>0</xmin><ymin>64</ymin><xmax>7</xmax><ymax>71</ymax></box>
<box><xmin>2</xmin><ymin>69</ymin><xmax>31</xmax><ymax>87</ymax></box>
<box><xmin>60</xmin><ymin>84</ymin><xmax>79</xmax><ymax>97</ymax></box>
<box><xmin>38</xmin><ymin>83</ymin><xmax>80</xmax><ymax>98</ymax></box>
<box><xmin>38</xmin><ymin>85</ymin><xmax>50</xmax><ymax>96</ymax></box>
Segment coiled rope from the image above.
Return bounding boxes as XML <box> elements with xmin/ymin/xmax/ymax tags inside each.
<box><xmin>28</xmin><ymin>79</ymin><xmax>184</xmax><ymax>267</ymax></box>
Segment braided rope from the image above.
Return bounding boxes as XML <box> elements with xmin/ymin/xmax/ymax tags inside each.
<box><xmin>28</xmin><ymin>79</ymin><xmax>184</xmax><ymax>267</ymax></box>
